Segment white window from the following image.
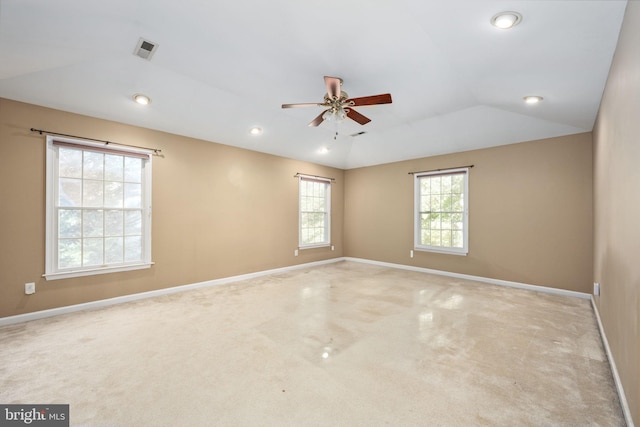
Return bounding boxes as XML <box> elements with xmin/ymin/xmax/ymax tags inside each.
<box><xmin>45</xmin><ymin>136</ymin><xmax>152</xmax><ymax>280</ymax></box>
<box><xmin>414</xmin><ymin>168</ymin><xmax>469</xmax><ymax>255</ymax></box>
<box><xmin>299</xmin><ymin>175</ymin><xmax>331</xmax><ymax>248</ymax></box>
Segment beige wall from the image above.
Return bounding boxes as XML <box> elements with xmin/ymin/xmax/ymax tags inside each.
<box><xmin>0</xmin><ymin>98</ymin><xmax>344</xmax><ymax>318</ymax></box>
<box><xmin>593</xmin><ymin>1</ymin><xmax>640</xmax><ymax>424</ymax></box>
<box><xmin>345</xmin><ymin>133</ymin><xmax>593</xmax><ymax>293</ymax></box>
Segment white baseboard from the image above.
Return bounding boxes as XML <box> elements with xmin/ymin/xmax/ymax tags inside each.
<box><xmin>0</xmin><ymin>257</ymin><xmax>344</xmax><ymax>327</ymax></box>
<box><xmin>591</xmin><ymin>296</ymin><xmax>635</xmax><ymax>427</ymax></box>
<box><xmin>344</xmin><ymin>257</ymin><xmax>591</xmax><ymax>300</ymax></box>
<box><xmin>0</xmin><ymin>256</ymin><xmax>591</xmax><ymax>328</ymax></box>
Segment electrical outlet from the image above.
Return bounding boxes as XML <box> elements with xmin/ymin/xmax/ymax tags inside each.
<box><xmin>331</xmin><ymin>245</ymin><xmax>335</xmax><ymax>251</ymax></box>
<box><xmin>594</xmin><ymin>282</ymin><xmax>600</xmax><ymax>296</ymax></box>
<box><xmin>294</xmin><ymin>249</ymin><xmax>299</xmax><ymax>256</ymax></box>
<box><xmin>25</xmin><ymin>282</ymin><xmax>35</xmax><ymax>295</ymax></box>
<box><xmin>410</xmin><ymin>250</ymin><xmax>414</xmax><ymax>258</ymax></box>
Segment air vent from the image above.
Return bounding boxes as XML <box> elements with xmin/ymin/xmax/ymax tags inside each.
<box><xmin>133</xmin><ymin>37</ymin><xmax>158</xmax><ymax>60</ymax></box>
<box><xmin>350</xmin><ymin>131</ymin><xmax>367</xmax><ymax>137</ymax></box>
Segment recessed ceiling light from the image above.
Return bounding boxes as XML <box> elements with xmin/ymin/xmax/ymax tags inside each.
<box><xmin>319</xmin><ymin>147</ymin><xmax>329</xmax><ymax>154</ymax></box>
<box><xmin>523</xmin><ymin>95</ymin><xmax>543</xmax><ymax>104</ymax></box>
<box><xmin>491</xmin><ymin>11</ymin><xmax>522</xmax><ymax>29</ymax></box>
<box><xmin>249</xmin><ymin>127</ymin><xmax>263</xmax><ymax>135</ymax></box>
<box><xmin>133</xmin><ymin>94</ymin><xmax>151</xmax><ymax>105</ymax></box>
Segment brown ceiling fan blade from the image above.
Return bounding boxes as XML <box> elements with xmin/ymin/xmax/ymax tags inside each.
<box><xmin>347</xmin><ymin>93</ymin><xmax>392</xmax><ymax>106</ymax></box>
<box><xmin>282</xmin><ymin>102</ymin><xmax>325</xmax><ymax>109</ymax></box>
<box><xmin>346</xmin><ymin>108</ymin><xmax>371</xmax><ymax>125</ymax></box>
<box><xmin>324</xmin><ymin>76</ymin><xmax>342</xmax><ymax>100</ymax></box>
<box><xmin>308</xmin><ymin>110</ymin><xmax>328</xmax><ymax>127</ymax></box>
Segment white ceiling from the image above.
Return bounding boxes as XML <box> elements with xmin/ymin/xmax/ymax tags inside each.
<box><xmin>0</xmin><ymin>0</ymin><xmax>627</xmax><ymax>169</ymax></box>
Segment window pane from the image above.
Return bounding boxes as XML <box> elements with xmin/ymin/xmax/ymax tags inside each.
<box><xmin>452</xmin><ymin>175</ymin><xmax>463</xmax><ymax>193</ymax></box>
<box><xmin>442</xmin><ymin>229</ymin><xmax>452</xmax><ymax>247</ymax></box>
<box><xmin>312</xmin><ymin>227</ymin><xmax>324</xmax><ymax>243</ymax></box>
<box><xmin>105</xmin><ymin>210</ymin><xmax>123</xmax><ymax>236</ymax></box>
<box><xmin>421</xmin><ymin>229</ymin><xmax>429</xmax><ymax>245</ymax></box>
<box><xmin>83</xmin><ymin>151</ymin><xmax>104</xmax><ymax>180</ymax></box>
<box><xmin>430</xmin><ymin>215</ymin><xmax>440</xmax><ymax>230</ymax></box>
<box><xmin>452</xmin><ymin>213</ymin><xmax>463</xmax><ymax>230</ymax></box>
<box><xmin>59</xmin><ymin>178</ymin><xmax>82</xmax><ymax>207</ymax></box>
<box><xmin>312</xmin><ymin>196</ymin><xmax>325</xmax><ymax>211</ymax></box>
<box><xmin>59</xmin><ymin>148</ymin><xmax>82</xmax><ymax>178</ymax></box>
<box><xmin>441</xmin><ymin>213</ymin><xmax>452</xmax><ymax>230</ymax></box>
<box><xmin>451</xmin><ymin>194</ymin><xmax>462</xmax><ymax>212</ymax></box>
<box><xmin>124</xmin><ymin>157</ymin><xmax>142</xmax><ymax>183</ymax></box>
<box><xmin>124</xmin><ymin>183</ymin><xmax>142</xmax><ymax>208</ymax></box>
<box><xmin>83</xmin><ymin>238</ymin><xmax>103</xmax><ymax>266</ymax></box>
<box><xmin>431</xmin><ymin>194</ymin><xmax>441</xmax><ymax>212</ymax></box>
<box><xmin>420</xmin><ymin>178</ymin><xmax>430</xmax><ymax>194</ymax></box>
<box><xmin>105</xmin><ymin>154</ymin><xmax>124</xmax><ymax>181</ymax></box>
<box><xmin>430</xmin><ymin>230</ymin><xmax>441</xmax><ymax>246</ymax></box>
<box><xmin>125</xmin><ymin>211</ymin><xmax>142</xmax><ymax>235</ymax></box>
<box><xmin>415</xmin><ymin>171</ymin><xmax>467</xmax><ymax>253</ymax></box>
<box><xmin>125</xmin><ymin>236</ymin><xmax>142</xmax><ymax>262</ymax></box>
<box><xmin>59</xmin><ymin>209</ymin><xmax>81</xmax><ymax>238</ymax></box>
<box><xmin>58</xmin><ymin>239</ymin><xmax>81</xmax><ymax>269</ymax></box>
<box><xmin>420</xmin><ymin>217</ymin><xmax>429</xmax><ymax>236</ymax></box>
<box><xmin>453</xmin><ymin>231</ymin><xmax>463</xmax><ymax>248</ymax></box>
<box><xmin>442</xmin><ymin>195</ymin><xmax>452</xmax><ymax>212</ymax></box>
<box><xmin>83</xmin><ymin>210</ymin><xmax>104</xmax><ymax>237</ymax></box>
<box><xmin>431</xmin><ymin>177</ymin><xmax>441</xmax><ymax>194</ymax></box>
<box><xmin>420</xmin><ymin>196</ymin><xmax>430</xmax><ymax>212</ymax></box>
<box><xmin>83</xmin><ymin>180</ymin><xmax>103</xmax><ymax>207</ymax></box>
<box><xmin>105</xmin><ymin>237</ymin><xmax>124</xmax><ymax>264</ymax></box>
<box><xmin>442</xmin><ymin>176</ymin><xmax>452</xmax><ymax>194</ymax></box>
<box><xmin>104</xmin><ymin>181</ymin><xmax>123</xmax><ymax>208</ymax></box>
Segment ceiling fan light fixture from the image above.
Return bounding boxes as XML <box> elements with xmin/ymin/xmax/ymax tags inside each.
<box><xmin>491</xmin><ymin>11</ymin><xmax>522</xmax><ymax>29</ymax></box>
<box><xmin>133</xmin><ymin>94</ymin><xmax>151</xmax><ymax>105</ymax></box>
<box><xmin>323</xmin><ymin>107</ymin><xmax>347</xmax><ymax>123</ymax></box>
<box><xmin>523</xmin><ymin>95</ymin><xmax>543</xmax><ymax>104</ymax></box>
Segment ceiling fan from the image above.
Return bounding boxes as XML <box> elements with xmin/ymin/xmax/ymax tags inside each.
<box><xmin>282</xmin><ymin>76</ymin><xmax>392</xmax><ymax>127</ymax></box>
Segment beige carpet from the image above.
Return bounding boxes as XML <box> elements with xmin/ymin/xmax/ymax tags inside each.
<box><xmin>0</xmin><ymin>261</ymin><xmax>625</xmax><ymax>426</ymax></box>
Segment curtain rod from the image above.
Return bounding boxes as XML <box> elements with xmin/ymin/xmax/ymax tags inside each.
<box><xmin>294</xmin><ymin>172</ymin><xmax>335</xmax><ymax>181</ymax></box>
<box><xmin>30</xmin><ymin>128</ymin><xmax>162</xmax><ymax>155</ymax></box>
<box><xmin>408</xmin><ymin>164</ymin><xmax>474</xmax><ymax>175</ymax></box>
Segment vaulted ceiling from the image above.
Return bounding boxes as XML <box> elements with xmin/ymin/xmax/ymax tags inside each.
<box><xmin>0</xmin><ymin>0</ymin><xmax>627</xmax><ymax>169</ymax></box>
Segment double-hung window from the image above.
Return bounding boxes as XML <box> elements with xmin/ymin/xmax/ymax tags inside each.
<box><xmin>414</xmin><ymin>167</ymin><xmax>469</xmax><ymax>255</ymax></box>
<box><xmin>298</xmin><ymin>175</ymin><xmax>331</xmax><ymax>248</ymax></box>
<box><xmin>45</xmin><ymin>136</ymin><xmax>152</xmax><ymax>280</ymax></box>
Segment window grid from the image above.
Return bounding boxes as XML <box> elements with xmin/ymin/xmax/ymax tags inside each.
<box><xmin>415</xmin><ymin>169</ymin><xmax>468</xmax><ymax>254</ymax></box>
<box><xmin>56</xmin><ymin>148</ymin><xmax>144</xmax><ymax>270</ymax></box>
<box><xmin>46</xmin><ymin>136</ymin><xmax>152</xmax><ymax>279</ymax></box>
<box><xmin>299</xmin><ymin>177</ymin><xmax>330</xmax><ymax>248</ymax></box>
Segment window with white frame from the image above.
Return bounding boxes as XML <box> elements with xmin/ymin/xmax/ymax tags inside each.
<box><xmin>45</xmin><ymin>136</ymin><xmax>152</xmax><ymax>280</ymax></box>
<box><xmin>298</xmin><ymin>175</ymin><xmax>331</xmax><ymax>248</ymax></box>
<box><xmin>414</xmin><ymin>168</ymin><xmax>469</xmax><ymax>255</ymax></box>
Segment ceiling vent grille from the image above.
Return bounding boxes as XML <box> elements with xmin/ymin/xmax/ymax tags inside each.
<box><xmin>133</xmin><ymin>37</ymin><xmax>158</xmax><ymax>60</ymax></box>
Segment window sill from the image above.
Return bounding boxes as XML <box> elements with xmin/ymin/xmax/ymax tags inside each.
<box><xmin>299</xmin><ymin>244</ymin><xmax>331</xmax><ymax>250</ymax></box>
<box><xmin>43</xmin><ymin>262</ymin><xmax>154</xmax><ymax>281</ymax></box>
<box><xmin>414</xmin><ymin>247</ymin><xmax>468</xmax><ymax>256</ymax></box>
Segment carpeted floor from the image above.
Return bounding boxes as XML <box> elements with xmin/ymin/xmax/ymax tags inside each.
<box><xmin>0</xmin><ymin>261</ymin><xmax>625</xmax><ymax>426</ymax></box>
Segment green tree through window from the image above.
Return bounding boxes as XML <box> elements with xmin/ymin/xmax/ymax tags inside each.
<box><xmin>415</xmin><ymin>168</ymin><xmax>469</xmax><ymax>255</ymax></box>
